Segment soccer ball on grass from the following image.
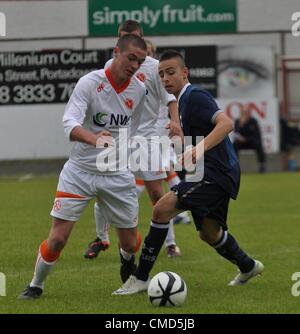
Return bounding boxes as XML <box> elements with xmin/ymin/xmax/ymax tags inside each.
<box><xmin>147</xmin><ymin>271</ymin><xmax>187</xmax><ymax>307</ymax></box>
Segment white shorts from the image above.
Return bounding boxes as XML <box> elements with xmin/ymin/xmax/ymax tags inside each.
<box><xmin>50</xmin><ymin>161</ymin><xmax>138</xmax><ymax>228</ymax></box>
<box><xmin>156</xmin><ymin>126</ymin><xmax>178</xmax><ymax>171</ymax></box>
<box><xmin>130</xmin><ymin>137</ymin><xmax>167</xmax><ymax>181</ymax></box>
<box><xmin>133</xmin><ymin>169</ymin><xmax>166</xmax><ymax>181</ymax></box>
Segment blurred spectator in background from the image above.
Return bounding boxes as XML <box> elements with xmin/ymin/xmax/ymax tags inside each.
<box><xmin>145</xmin><ymin>39</ymin><xmax>156</xmax><ymax>58</ymax></box>
<box><xmin>280</xmin><ymin>118</ymin><xmax>300</xmax><ymax>171</ymax></box>
<box><xmin>233</xmin><ymin>106</ymin><xmax>266</xmax><ymax>173</ymax></box>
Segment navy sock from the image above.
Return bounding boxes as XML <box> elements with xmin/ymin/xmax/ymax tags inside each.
<box><xmin>134</xmin><ymin>220</ymin><xmax>169</xmax><ymax>281</ymax></box>
<box><xmin>214</xmin><ymin>231</ymin><xmax>255</xmax><ymax>273</ymax></box>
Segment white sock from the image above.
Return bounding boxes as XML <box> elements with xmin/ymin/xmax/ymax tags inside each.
<box><xmin>135</xmin><ymin>179</ymin><xmax>145</xmax><ymax>197</ymax></box>
<box><xmin>120</xmin><ymin>248</ymin><xmax>133</xmax><ymax>261</ymax></box>
<box><xmin>30</xmin><ymin>250</ymin><xmax>56</xmax><ymax>290</ymax></box>
<box><xmin>95</xmin><ymin>202</ymin><xmax>110</xmax><ymax>243</ymax></box>
<box><xmin>178</xmin><ymin>211</ymin><xmax>189</xmax><ymax>219</ymax></box>
<box><xmin>177</xmin><ymin>211</ymin><xmax>190</xmax><ymax>223</ymax></box>
<box><xmin>165</xmin><ymin>219</ymin><xmax>176</xmax><ymax>247</ymax></box>
<box><xmin>166</xmin><ymin>173</ymin><xmax>181</xmax><ymax>189</ymax></box>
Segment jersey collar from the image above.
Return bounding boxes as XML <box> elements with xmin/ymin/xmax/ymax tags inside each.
<box><xmin>105</xmin><ymin>68</ymin><xmax>131</xmax><ymax>94</ymax></box>
<box><xmin>178</xmin><ymin>82</ymin><xmax>191</xmax><ymax>104</ymax></box>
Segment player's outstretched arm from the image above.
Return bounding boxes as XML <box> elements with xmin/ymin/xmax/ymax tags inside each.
<box><xmin>70</xmin><ymin>126</ymin><xmax>112</xmax><ymax>147</ymax></box>
<box><xmin>202</xmin><ymin>113</ymin><xmax>234</xmax><ymax>152</ymax></box>
<box><xmin>179</xmin><ymin>113</ymin><xmax>233</xmax><ymax>169</ymax></box>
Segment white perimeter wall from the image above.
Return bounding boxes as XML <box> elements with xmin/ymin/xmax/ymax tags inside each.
<box><xmin>0</xmin><ymin>105</ymin><xmax>72</xmax><ymax>160</ymax></box>
<box><xmin>0</xmin><ymin>0</ymin><xmax>299</xmax><ymax>160</ymax></box>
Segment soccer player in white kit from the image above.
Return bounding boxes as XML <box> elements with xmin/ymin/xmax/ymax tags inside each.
<box><xmin>135</xmin><ymin>40</ymin><xmax>191</xmax><ymax>255</ymax></box>
<box><xmin>84</xmin><ymin>21</ymin><xmax>184</xmax><ymax>260</ymax></box>
<box><xmin>18</xmin><ymin>34</ymin><xmax>148</xmax><ymax>299</ymax></box>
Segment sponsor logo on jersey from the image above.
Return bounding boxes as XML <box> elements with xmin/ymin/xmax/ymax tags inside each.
<box><xmin>136</xmin><ymin>72</ymin><xmax>146</xmax><ymax>82</ymax></box>
<box><xmin>94</xmin><ymin>112</ymin><xmax>131</xmax><ymax>127</ymax></box>
<box><xmin>94</xmin><ymin>112</ymin><xmax>108</xmax><ymax>127</ymax></box>
<box><xmin>125</xmin><ymin>98</ymin><xmax>134</xmax><ymax>109</ymax></box>
<box><xmin>110</xmin><ymin>114</ymin><xmax>131</xmax><ymax>127</ymax></box>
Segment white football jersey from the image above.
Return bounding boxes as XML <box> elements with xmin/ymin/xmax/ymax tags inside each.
<box><xmin>155</xmin><ymin>104</ymin><xmax>169</xmax><ymax>135</ymax></box>
<box><xmin>63</xmin><ymin>68</ymin><xmax>146</xmax><ymax>174</ymax></box>
<box><xmin>106</xmin><ymin>56</ymin><xmax>176</xmax><ymax>138</ymax></box>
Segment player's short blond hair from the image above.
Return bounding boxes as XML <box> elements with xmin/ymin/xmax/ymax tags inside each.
<box><xmin>145</xmin><ymin>39</ymin><xmax>156</xmax><ymax>57</ymax></box>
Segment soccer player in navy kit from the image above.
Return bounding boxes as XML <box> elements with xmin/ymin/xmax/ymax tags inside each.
<box><xmin>113</xmin><ymin>50</ymin><xmax>264</xmax><ymax>295</ymax></box>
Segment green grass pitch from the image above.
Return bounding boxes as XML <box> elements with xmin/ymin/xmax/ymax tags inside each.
<box><xmin>0</xmin><ymin>172</ymin><xmax>299</xmax><ymax>314</ymax></box>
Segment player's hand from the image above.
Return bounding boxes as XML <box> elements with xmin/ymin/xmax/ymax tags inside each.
<box><xmin>178</xmin><ymin>145</ymin><xmax>196</xmax><ymax>172</ymax></box>
<box><xmin>166</xmin><ymin>121</ymin><xmax>184</xmax><ymax>141</ymax></box>
<box><xmin>95</xmin><ymin>130</ymin><xmax>114</xmax><ymax>148</ymax></box>
<box><xmin>178</xmin><ymin>143</ymin><xmax>204</xmax><ymax>172</ymax></box>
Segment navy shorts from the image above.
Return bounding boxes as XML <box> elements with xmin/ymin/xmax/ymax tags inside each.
<box><xmin>172</xmin><ymin>180</ymin><xmax>230</xmax><ymax>231</ymax></box>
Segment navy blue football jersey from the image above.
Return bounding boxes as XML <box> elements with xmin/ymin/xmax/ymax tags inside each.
<box><xmin>178</xmin><ymin>84</ymin><xmax>240</xmax><ymax>199</ymax></box>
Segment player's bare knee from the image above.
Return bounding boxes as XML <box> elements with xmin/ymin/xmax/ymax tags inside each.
<box><xmin>199</xmin><ymin>231</ymin><xmax>209</xmax><ymax>243</ymax></box>
<box><xmin>199</xmin><ymin>231</ymin><xmax>219</xmax><ymax>245</ymax></box>
<box><xmin>48</xmin><ymin>235</ymin><xmax>67</xmax><ymax>252</ymax></box>
<box><xmin>121</xmin><ymin>241</ymin><xmax>135</xmax><ymax>254</ymax></box>
<box><xmin>152</xmin><ymin>202</ymin><xmax>168</xmax><ymax>222</ymax></box>
<box><xmin>149</xmin><ymin>190</ymin><xmax>163</xmax><ymax>204</ymax></box>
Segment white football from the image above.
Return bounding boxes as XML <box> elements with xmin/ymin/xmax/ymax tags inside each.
<box><xmin>147</xmin><ymin>271</ymin><xmax>187</xmax><ymax>307</ymax></box>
